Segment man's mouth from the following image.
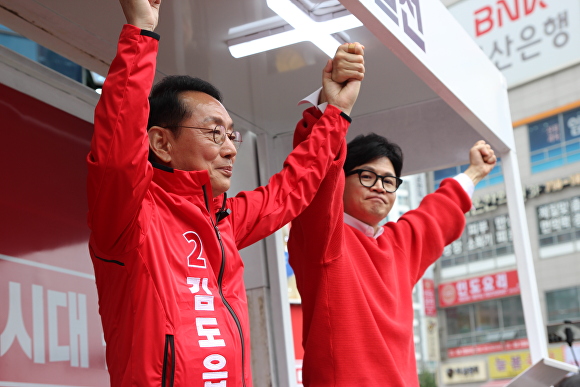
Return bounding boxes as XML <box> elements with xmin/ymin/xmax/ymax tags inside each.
<box><xmin>219</xmin><ymin>165</ymin><xmax>233</xmax><ymax>176</ymax></box>
<box><xmin>367</xmin><ymin>196</ymin><xmax>386</xmax><ymax>204</ymax></box>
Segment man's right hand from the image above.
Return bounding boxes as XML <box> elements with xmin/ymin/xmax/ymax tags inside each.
<box><xmin>119</xmin><ymin>0</ymin><xmax>161</xmax><ymax>32</ymax></box>
<box><xmin>464</xmin><ymin>140</ymin><xmax>497</xmax><ymax>186</ymax></box>
<box><xmin>321</xmin><ymin>42</ymin><xmax>365</xmax><ymax>116</ymax></box>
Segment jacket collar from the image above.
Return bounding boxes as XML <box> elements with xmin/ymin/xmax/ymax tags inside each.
<box><xmin>151</xmin><ymin>161</ymin><xmax>226</xmax><ymax>218</ymax></box>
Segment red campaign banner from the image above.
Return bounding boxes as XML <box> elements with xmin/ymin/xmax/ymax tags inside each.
<box><xmin>422</xmin><ymin>279</ymin><xmax>437</xmax><ymax>317</ymax></box>
<box><xmin>0</xmin><ymin>83</ymin><xmax>109</xmax><ymax>385</ymax></box>
<box><xmin>0</xmin><ymin>257</ymin><xmax>108</xmax><ymax>385</ymax></box>
<box><xmin>448</xmin><ymin>339</ymin><xmax>529</xmax><ymax>358</ymax></box>
<box><xmin>438</xmin><ymin>270</ymin><xmax>520</xmax><ymax>307</ymax></box>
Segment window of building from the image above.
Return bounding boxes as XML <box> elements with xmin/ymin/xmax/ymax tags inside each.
<box><xmin>434</xmin><ymin>158</ymin><xmax>504</xmax><ymax>190</ymax></box>
<box><xmin>546</xmin><ymin>286</ymin><xmax>580</xmax><ymax>323</ymax></box>
<box><xmin>446</xmin><ymin>304</ymin><xmax>472</xmax><ymax>335</ymax></box>
<box><xmin>444</xmin><ymin>296</ymin><xmax>526</xmax><ymax>350</ymax></box>
<box><xmin>473</xmin><ymin>300</ymin><xmax>500</xmax><ymax>332</ymax></box>
<box><xmin>537</xmin><ymin>196</ymin><xmax>580</xmax><ymax>248</ymax></box>
<box><xmin>501</xmin><ymin>297</ymin><xmax>525</xmax><ymax>327</ymax></box>
<box><xmin>528</xmin><ymin>107</ymin><xmax>580</xmax><ymax>174</ymax></box>
<box><xmin>0</xmin><ymin>25</ymin><xmax>103</xmax><ymax>90</ymax></box>
<box><xmin>440</xmin><ymin>213</ymin><xmax>513</xmax><ymax>268</ymax></box>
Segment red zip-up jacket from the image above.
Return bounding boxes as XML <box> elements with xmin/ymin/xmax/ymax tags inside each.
<box><xmin>288</xmin><ymin>110</ymin><xmax>471</xmax><ymax>386</ymax></box>
<box><xmin>87</xmin><ymin>25</ymin><xmax>351</xmax><ymax>387</ymax></box>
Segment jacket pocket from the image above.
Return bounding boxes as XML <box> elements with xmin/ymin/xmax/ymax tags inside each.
<box><xmin>162</xmin><ymin>335</ymin><xmax>175</xmax><ymax>387</ymax></box>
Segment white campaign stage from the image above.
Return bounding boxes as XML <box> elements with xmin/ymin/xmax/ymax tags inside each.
<box><xmin>0</xmin><ymin>0</ymin><xmax>576</xmax><ymax>385</ymax></box>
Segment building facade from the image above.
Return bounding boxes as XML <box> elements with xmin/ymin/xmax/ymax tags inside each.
<box><xmin>435</xmin><ymin>0</ymin><xmax>580</xmax><ymax>385</ymax></box>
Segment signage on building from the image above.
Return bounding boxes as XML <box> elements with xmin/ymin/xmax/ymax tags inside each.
<box><xmin>488</xmin><ymin>347</ymin><xmax>564</xmax><ymax>378</ymax></box>
<box><xmin>425</xmin><ymin>317</ymin><xmax>440</xmax><ymax>362</ymax></box>
<box><xmin>439</xmin><ymin>270</ymin><xmax>519</xmax><ymax>307</ymax></box>
<box><xmin>528</xmin><ymin>106</ymin><xmax>580</xmax><ymax>173</ymax></box>
<box><xmin>441</xmin><ymin>360</ymin><xmax>487</xmax><ymax>384</ymax></box>
<box><xmin>448</xmin><ymin>338</ymin><xmax>529</xmax><ymax>358</ymax></box>
<box><xmin>439</xmin><ymin>270</ymin><xmax>520</xmax><ymax>308</ymax></box>
<box><xmin>423</xmin><ymin>278</ymin><xmax>437</xmax><ymax>316</ymax></box>
<box><xmin>469</xmin><ymin>172</ymin><xmax>580</xmax><ymax>215</ymax></box>
<box><xmin>441</xmin><ymin>213</ymin><xmax>513</xmax><ymax>267</ymax></box>
<box><xmin>449</xmin><ymin>0</ymin><xmax>580</xmax><ymax>87</ymax></box>
<box><xmin>537</xmin><ymin>196</ymin><xmax>580</xmax><ymax>236</ymax></box>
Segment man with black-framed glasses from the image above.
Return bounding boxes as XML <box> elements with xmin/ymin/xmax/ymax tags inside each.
<box><xmin>87</xmin><ymin>0</ymin><xmax>365</xmax><ymax>386</ymax></box>
<box><xmin>288</xmin><ymin>132</ymin><xmax>496</xmax><ymax>386</ymax></box>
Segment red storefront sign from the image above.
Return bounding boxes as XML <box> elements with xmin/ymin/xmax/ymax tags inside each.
<box><xmin>423</xmin><ymin>279</ymin><xmax>437</xmax><ymax>317</ymax></box>
<box><xmin>438</xmin><ymin>270</ymin><xmax>520</xmax><ymax>307</ymax></box>
<box><xmin>448</xmin><ymin>338</ymin><xmax>529</xmax><ymax>358</ymax></box>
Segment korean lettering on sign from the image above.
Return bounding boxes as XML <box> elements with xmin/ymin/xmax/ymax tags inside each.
<box><xmin>537</xmin><ymin>196</ymin><xmax>580</xmax><ymax>235</ymax></box>
<box><xmin>438</xmin><ymin>270</ymin><xmax>518</xmax><ymax>307</ymax></box>
<box><xmin>528</xmin><ymin>115</ymin><xmax>561</xmax><ymax>152</ymax></box>
<box><xmin>449</xmin><ymin>0</ymin><xmax>580</xmax><ymax>87</ymax></box>
<box><xmin>563</xmin><ymin>107</ymin><xmax>580</xmax><ymax>141</ymax></box>
<box><xmin>467</xmin><ymin>219</ymin><xmax>493</xmax><ymax>251</ymax></box>
<box><xmin>442</xmin><ymin>214</ymin><xmax>512</xmax><ymax>260</ymax></box>
<box><xmin>375</xmin><ymin>0</ymin><xmax>426</xmax><ymax>51</ymax></box>
<box><xmin>487</xmin><ymin>7</ymin><xmax>569</xmax><ymax>70</ymax></box>
<box><xmin>0</xmin><ymin>267</ymin><xmax>109</xmax><ymax>385</ymax></box>
<box><xmin>494</xmin><ymin>214</ymin><xmax>512</xmax><ymax>244</ymax></box>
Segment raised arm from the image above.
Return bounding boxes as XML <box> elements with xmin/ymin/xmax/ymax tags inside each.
<box><xmin>87</xmin><ymin>0</ymin><xmax>161</xmax><ymax>254</ymax></box>
<box><xmin>393</xmin><ymin>140</ymin><xmax>497</xmax><ymax>283</ymax></box>
<box><xmin>230</xmin><ymin>43</ymin><xmax>364</xmax><ymax>249</ymax></box>
<box><xmin>119</xmin><ymin>0</ymin><xmax>161</xmax><ymax>31</ymax></box>
<box><xmin>288</xmin><ymin>43</ymin><xmax>366</xmax><ymax>260</ymax></box>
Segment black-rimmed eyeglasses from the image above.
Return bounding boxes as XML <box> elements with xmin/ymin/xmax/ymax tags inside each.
<box><xmin>168</xmin><ymin>125</ymin><xmax>242</xmax><ymax>149</ymax></box>
<box><xmin>346</xmin><ymin>169</ymin><xmax>403</xmax><ymax>193</ymax></box>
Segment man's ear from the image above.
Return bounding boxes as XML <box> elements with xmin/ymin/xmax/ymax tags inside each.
<box><xmin>148</xmin><ymin>126</ymin><xmax>173</xmax><ymax>164</ymax></box>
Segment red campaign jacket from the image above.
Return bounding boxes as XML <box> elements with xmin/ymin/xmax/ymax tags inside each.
<box><xmin>87</xmin><ymin>25</ymin><xmax>350</xmax><ymax>387</ymax></box>
<box><xmin>288</xmin><ymin>110</ymin><xmax>472</xmax><ymax>386</ymax></box>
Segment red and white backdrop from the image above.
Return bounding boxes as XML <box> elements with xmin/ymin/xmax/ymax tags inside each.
<box><xmin>0</xmin><ymin>83</ymin><xmax>109</xmax><ymax>385</ymax></box>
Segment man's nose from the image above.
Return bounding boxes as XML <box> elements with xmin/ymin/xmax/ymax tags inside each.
<box><xmin>221</xmin><ymin>136</ymin><xmax>237</xmax><ymax>158</ymax></box>
<box><xmin>370</xmin><ymin>178</ymin><xmax>385</xmax><ymax>192</ymax></box>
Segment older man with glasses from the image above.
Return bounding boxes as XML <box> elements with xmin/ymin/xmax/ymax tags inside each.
<box><xmin>288</xmin><ymin>131</ymin><xmax>497</xmax><ymax>386</ymax></box>
<box><xmin>86</xmin><ymin>0</ymin><xmax>365</xmax><ymax>386</ymax></box>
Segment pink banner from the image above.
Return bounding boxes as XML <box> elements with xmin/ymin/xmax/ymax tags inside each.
<box><xmin>423</xmin><ymin>279</ymin><xmax>437</xmax><ymax>317</ymax></box>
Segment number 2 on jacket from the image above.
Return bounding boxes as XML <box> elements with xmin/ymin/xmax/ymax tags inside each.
<box><xmin>183</xmin><ymin>231</ymin><xmax>207</xmax><ymax>268</ymax></box>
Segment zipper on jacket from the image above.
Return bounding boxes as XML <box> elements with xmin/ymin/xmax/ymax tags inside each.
<box><xmin>162</xmin><ymin>334</ymin><xmax>175</xmax><ymax>387</ymax></box>
<box><xmin>202</xmin><ymin>186</ymin><xmax>247</xmax><ymax>387</ymax></box>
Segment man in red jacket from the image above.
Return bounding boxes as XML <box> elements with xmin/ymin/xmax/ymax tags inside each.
<box><xmin>288</xmin><ymin>128</ymin><xmax>496</xmax><ymax>385</ymax></box>
<box><xmin>87</xmin><ymin>0</ymin><xmax>364</xmax><ymax>386</ymax></box>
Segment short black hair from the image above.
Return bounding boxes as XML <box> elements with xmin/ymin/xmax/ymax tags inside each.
<box><xmin>148</xmin><ymin>75</ymin><xmax>223</xmax><ymax>135</ymax></box>
<box><xmin>147</xmin><ymin>75</ymin><xmax>223</xmax><ymax>162</ymax></box>
<box><xmin>344</xmin><ymin>133</ymin><xmax>404</xmax><ymax>177</ymax></box>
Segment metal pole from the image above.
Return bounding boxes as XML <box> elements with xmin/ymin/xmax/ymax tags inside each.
<box><xmin>501</xmin><ymin>149</ymin><xmax>548</xmax><ymax>364</ymax></box>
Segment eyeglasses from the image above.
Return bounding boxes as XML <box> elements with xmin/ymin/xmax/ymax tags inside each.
<box><xmin>346</xmin><ymin>169</ymin><xmax>403</xmax><ymax>193</ymax></box>
<box><xmin>169</xmin><ymin>125</ymin><xmax>242</xmax><ymax>149</ymax></box>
